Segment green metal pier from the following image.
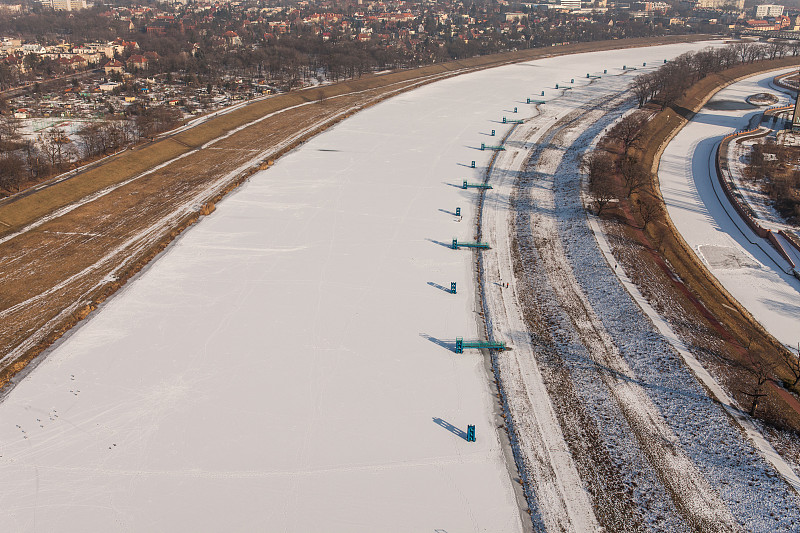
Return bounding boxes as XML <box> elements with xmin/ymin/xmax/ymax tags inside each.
<box><xmin>462</xmin><ymin>180</ymin><xmax>492</xmax><ymax>189</ymax></box>
<box><xmin>480</xmin><ymin>143</ymin><xmax>505</xmax><ymax>151</ymax></box>
<box><xmin>452</xmin><ymin>239</ymin><xmax>490</xmax><ymax>250</ymax></box>
<box><xmin>455</xmin><ymin>337</ymin><xmax>507</xmax><ymax>353</ymax></box>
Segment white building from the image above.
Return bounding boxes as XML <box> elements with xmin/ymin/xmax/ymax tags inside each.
<box><xmin>559</xmin><ymin>0</ymin><xmax>582</xmax><ymax>9</ymax></box>
<box><xmin>755</xmin><ymin>4</ymin><xmax>784</xmax><ymax>17</ymax></box>
<box><xmin>40</xmin><ymin>0</ymin><xmax>87</xmax><ymax>11</ymax></box>
<box><xmin>99</xmin><ymin>82</ymin><xmax>120</xmax><ymax>92</ymax></box>
<box><xmin>696</xmin><ymin>0</ymin><xmax>744</xmax><ymax>10</ymax></box>
<box><xmin>22</xmin><ymin>43</ymin><xmax>45</xmax><ymax>54</ymax></box>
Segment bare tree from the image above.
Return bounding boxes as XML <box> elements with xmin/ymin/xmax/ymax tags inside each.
<box><xmin>77</xmin><ymin>123</ymin><xmax>103</xmax><ymax>158</ymax></box>
<box><xmin>0</xmin><ymin>114</ymin><xmax>19</xmax><ymax>143</ymax></box>
<box><xmin>656</xmin><ymin>61</ymin><xmax>690</xmax><ymax>110</ymax></box>
<box><xmin>717</xmin><ymin>45</ymin><xmax>739</xmax><ymax>69</ymax></box>
<box><xmin>583</xmin><ymin>151</ymin><xmax>618</xmax><ymax>215</ymax></box>
<box><xmin>0</xmin><ymin>152</ymin><xmax>25</xmax><ymax>193</ymax></box>
<box><xmin>742</xmin><ymin>359</ymin><xmax>775</xmax><ymax>417</ymax></box>
<box><xmin>780</xmin><ymin>345</ymin><xmax>800</xmax><ymax>392</ymax></box>
<box><xmin>653</xmin><ymin>223</ymin><xmax>669</xmax><ymax>252</ymax></box>
<box><xmin>618</xmin><ymin>155</ymin><xmax>649</xmax><ymax>198</ymax></box>
<box><xmin>631</xmin><ymin>72</ymin><xmax>655</xmax><ymax>108</ymax></box>
<box><xmin>20</xmin><ymin>139</ymin><xmax>42</xmax><ymax>179</ymax></box>
<box><xmin>609</xmin><ymin>113</ymin><xmax>648</xmax><ymax>154</ymax></box>
<box><xmin>733</xmin><ymin>42</ymin><xmax>749</xmax><ymax>64</ymax></box>
<box><xmin>767</xmin><ymin>41</ymin><xmax>787</xmax><ymax>60</ymax></box>
<box><xmin>37</xmin><ymin>127</ymin><xmax>73</xmax><ymax>170</ymax></box>
<box><xmin>38</xmin><ymin>130</ymin><xmax>59</xmax><ymax>168</ymax></box>
<box><xmin>100</xmin><ymin>120</ymin><xmax>128</xmax><ymax>153</ymax></box>
<box><xmin>636</xmin><ymin>197</ymin><xmax>660</xmax><ymax>231</ymax></box>
<box><xmin>592</xmin><ymin>175</ymin><xmax>619</xmax><ymax>216</ymax></box>
<box><xmin>691</xmin><ymin>48</ymin><xmax>723</xmax><ymax>79</ymax></box>
<box><xmin>135</xmin><ymin>113</ymin><xmax>155</xmax><ymax>140</ymax></box>
<box><xmin>745</xmin><ymin>43</ymin><xmax>766</xmax><ymax>64</ymax></box>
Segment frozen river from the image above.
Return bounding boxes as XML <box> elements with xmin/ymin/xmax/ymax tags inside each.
<box><xmin>0</xmin><ymin>41</ymin><xmax>712</xmax><ymax>531</ymax></box>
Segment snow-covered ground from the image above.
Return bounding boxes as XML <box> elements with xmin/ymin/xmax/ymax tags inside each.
<box><xmin>482</xmin><ymin>70</ymin><xmax>800</xmax><ymax>532</ymax></box>
<box><xmin>725</xmin><ymin>133</ymin><xmax>800</xmax><ymax>269</ymax></box>
<box><xmin>0</xmin><ymin>42</ymin><xmax>717</xmax><ymax>531</ymax></box>
<box><xmin>659</xmin><ymin>70</ymin><xmax>800</xmax><ymax>348</ymax></box>
<box><xmin>727</xmin><ymin>136</ymin><xmax>798</xmax><ymax>236</ymax></box>
<box><xmin>723</xmin><ymin>120</ymin><xmax>800</xmax><ymax>273</ymax></box>
<box><xmin>17</xmin><ymin>116</ymin><xmax>99</xmax><ymax>137</ymax></box>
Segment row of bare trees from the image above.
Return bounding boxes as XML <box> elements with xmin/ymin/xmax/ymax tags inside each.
<box><xmin>76</xmin><ymin>122</ymin><xmax>133</xmax><ymax>160</ymax></box>
<box><xmin>632</xmin><ymin>42</ymin><xmax>797</xmax><ymax>110</ymax></box>
<box><xmin>0</xmin><ymin>105</ymin><xmax>182</xmax><ymax>196</ymax></box>
<box><xmin>583</xmin><ymin>112</ymin><xmax>655</xmax><ymax>221</ymax></box>
<box><xmin>74</xmin><ymin>106</ymin><xmax>181</xmax><ymax>160</ymax></box>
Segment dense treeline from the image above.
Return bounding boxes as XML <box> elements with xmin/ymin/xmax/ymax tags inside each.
<box><xmin>0</xmin><ymin>6</ymin><xmax>126</xmax><ymax>43</ymax></box>
<box><xmin>0</xmin><ymin>3</ymin><xmax>682</xmax><ymax>92</ymax></box>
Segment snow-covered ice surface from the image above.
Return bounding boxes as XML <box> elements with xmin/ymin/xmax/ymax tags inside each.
<box><xmin>659</xmin><ymin>69</ymin><xmax>800</xmax><ymax>348</ymax></box>
<box><xmin>0</xmin><ymin>42</ymin><xmax>727</xmax><ymax>531</ymax></box>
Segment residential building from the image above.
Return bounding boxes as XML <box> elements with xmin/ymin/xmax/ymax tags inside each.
<box><xmin>755</xmin><ymin>4</ymin><xmax>784</xmax><ymax>18</ymax></box>
<box><xmin>696</xmin><ymin>0</ymin><xmax>744</xmax><ymax>9</ymax></box>
<box><xmin>103</xmin><ymin>59</ymin><xmax>125</xmax><ymax>75</ymax></box>
<box><xmin>41</xmin><ymin>0</ymin><xmax>88</xmax><ymax>11</ymax></box>
<box><xmin>223</xmin><ymin>31</ymin><xmax>242</xmax><ymax>46</ymax></box>
<box><xmin>99</xmin><ymin>82</ymin><xmax>120</xmax><ymax>92</ymax></box>
<box><xmin>127</xmin><ymin>54</ymin><xmax>149</xmax><ymax>70</ymax></box>
<box><xmin>505</xmin><ymin>12</ymin><xmax>527</xmax><ymax>21</ymax></box>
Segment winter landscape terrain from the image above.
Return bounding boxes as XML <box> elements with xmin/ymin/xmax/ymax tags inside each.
<box><xmin>481</xmin><ymin>66</ymin><xmax>800</xmax><ymax>531</ymax></box>
<box><xmin>659</xmin><ymin>70</ymin><xmax>800</xmax><ymax>349</ymax></box>
<box><xmin>0</xmin><ymin>40</ymin><xmax>798</xmax><ymax>532</ymax></box>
